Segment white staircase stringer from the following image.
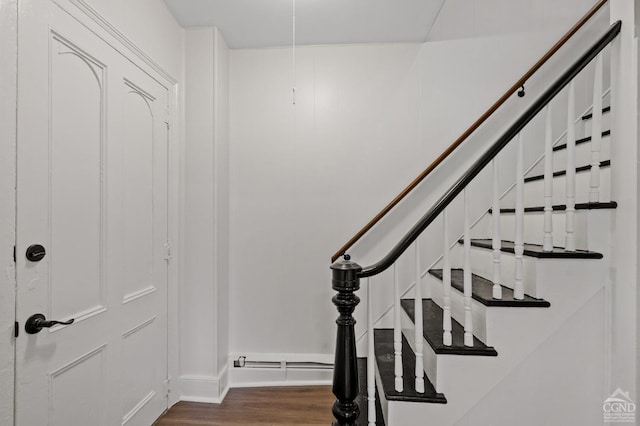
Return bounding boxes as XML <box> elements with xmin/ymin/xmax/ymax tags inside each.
<box><xmin>452</xmin><ymin>288</ymin><xmax>606</xmax><ymax>426</ymax></box>
<box><xmin>387</xmin><ymin>257</ymin><xmax>607</xmax><ymax>426</ymax></box>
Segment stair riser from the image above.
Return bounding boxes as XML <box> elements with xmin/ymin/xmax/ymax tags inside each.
<box><xmin>580</xmin><ymin>111</ymin><xmax>610</xmax><ymax>137</ymax></box>
<box><xmin>521</xmin><ymin>165</ymin><xmax>611</xmax><ymax>206</ymax></box>
<box><xmin>426</xmin><ymin>274</ymin><xmax>489</xmax><ymax>344</ymax></box>
<box><xmin>553</xmin><ymin>135</ymin><xmax>610</xmax><ymax>171</ymax></box>
<box><xmin>498</xmin><ymin>210</ymin><xmax>588</xmax><ymax>249</ymax></box>
<box><xmin>450</xmin><ymin>243</ymin><xmax>538</xmax><ymax>296</ymax></box>
<box><xmin>526</xmin><ymin>134</ymin><xmax>610</xmax><ymax>177</ymax></box>
<box><xmin>460</xmin><ymin>244</ymin><xmax>607</xmax><ymax>299</ymax></box>
<box><xmin>472</xmin><ymin>208</ymin><xmax>614</xmax><ymax>258</ymax></box>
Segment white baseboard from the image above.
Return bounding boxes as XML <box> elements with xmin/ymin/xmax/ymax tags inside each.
<box><xmin>179</xmin><ymin>364</ymin><xmax>229</xmax><ymax>404</ymax></box>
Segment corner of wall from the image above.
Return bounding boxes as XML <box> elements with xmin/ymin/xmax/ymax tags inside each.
<box><xmin>179</xmin><ymin>363</ymin><xmax>229</xmax><ymax>403</ymax></box>
<box><xmin>180</xmin><ymin>24</ymin><xmax>231</xmax><ymax>403</ymax></box>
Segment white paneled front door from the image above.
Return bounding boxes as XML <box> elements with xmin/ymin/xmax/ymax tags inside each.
<box><xmin>15</xmin><ymin>1</ymin><xmax>170</xmax><ymax>425</ymax></box>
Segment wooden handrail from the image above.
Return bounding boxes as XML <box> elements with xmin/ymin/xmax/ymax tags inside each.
<box><xmin>330</xmin><ymin>0</ymin><xmax>609</xmax><ymax>263</ymax></box>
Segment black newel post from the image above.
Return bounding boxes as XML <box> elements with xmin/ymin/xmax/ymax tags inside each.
<box><xmin>331</xmin><ymin>255</ymin><xmax>362</xmax><ymax>426</ymax></box>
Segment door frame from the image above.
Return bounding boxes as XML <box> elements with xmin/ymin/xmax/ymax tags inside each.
<box><xmin>0</xmin><ymin>0</ymin><xmax>17</xmax><ymax>424</ymax></box>
<box><xmin>3</xmin><ymin>0</ymin><xmax>183</xmax><ymax>423</ymax></box>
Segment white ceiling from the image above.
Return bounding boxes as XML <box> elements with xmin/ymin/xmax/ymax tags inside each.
<box><xmin>163</xmin><ymin>0</ymin><xmax>447</xmax><ymax>49</ymax></box>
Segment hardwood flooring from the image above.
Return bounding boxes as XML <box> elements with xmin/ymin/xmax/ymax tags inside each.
<box><xmin>155</xmin><ymin>386</ymin><xmax>335</xmax><ymax>426</ymax></box>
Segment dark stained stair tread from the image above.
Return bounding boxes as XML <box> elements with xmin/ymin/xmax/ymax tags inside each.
<box><xmin>461</xmin><ymin>239</ymin><xmax>603</xmax><ymax>259</ymax></box>
<box><xmin>374</xmin><ymin>329</ymin><xmax>446</xmax><ymax>404</ymax></box>
<box><xmin>356</xmin><ymin>358</ymin><xmax>385</xmax><ymax>425</ymax></box>
<box><xmin>581</xmin><ymin>106</ymin><xmax>611</xmax><ymax>120</ymax></box>
<box><xmin>524</xmin><ymin>160</ymin><xmax>610</xmax><ymax>182</ymax></box>
<box><xmin>428</xmin><ymin>269</ymin><xmax>550</xmax><ymax>307</ymax></box>
<box><xmin>400</xmin><ymin>299</ymin><xmax>498</xmax><ymax>356</ymax></box>
<box><xmin>553</xmin><ymin>129</ymin><xmax>611</xmax><ymax>151</ymax></box>
<box><xmin>491</xmin><ymin>201</ymin><xmax>617</xmax><ymax>214</ymax></box>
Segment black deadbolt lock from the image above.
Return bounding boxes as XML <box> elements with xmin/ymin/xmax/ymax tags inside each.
<box><xmin>26</xmin><ymin>244</ymin><xmax>46</xmax><ymax>262</ymax></box>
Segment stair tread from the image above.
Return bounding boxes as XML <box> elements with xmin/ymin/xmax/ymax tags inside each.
<box><xmin>356</xmin><ymin>358</ymin><xmax>385</xmax><ymax>425</ymax></box>
<box><xmin>581</xmin><ymin>106</ymin><xmax>611</xmax><ymax>120</ymax></box>
<box><xmin>400</xmin><ymin>299</ymin><xmax>498</xmax><ymax>356</ymax></box>
<box><xmin>374</xmin><ymin>329</ymin><xmax>447</xmax><ymax>404</ymax></box>
<box><xmin>462</xmin><ymin>239</ymin><xmax>604</xmax><ymax>259</ymax></box>
<box><xmin>492</xmin><ymin>201</ymin><xmax>618</xmax><ymax>214</ymax></box>
<box><xmin>428</xmin><ymin>269</ymin><xmax>550</xmax><ymax>307</ymax></box>
<box><xmin>552</xmin><ymin>129</ymin><xmax>611</xmax><ymax>151</ymax></box>
<box><xmin>524</xmin><ymin>160</ymin><xmax>610</xmax><ymax>183</ymax></box>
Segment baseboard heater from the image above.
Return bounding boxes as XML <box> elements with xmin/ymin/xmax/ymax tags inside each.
<box><xmin>233</xmin><ymin>356</ymin><xmax>333</xmax><ymax>370</ymax></box>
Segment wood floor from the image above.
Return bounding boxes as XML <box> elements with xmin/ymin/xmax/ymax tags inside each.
<box><xmin>155</xmin><ymin>386</ymin><xmax>335</xmax><ymax>426</ymax></box>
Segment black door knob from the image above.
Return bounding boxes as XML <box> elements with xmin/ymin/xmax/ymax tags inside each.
<box><xmin>26</xmin><ymin>244</ymin><xmax>46</xmax><ymax>262</ymax></box>
<box><xmin>25</xmin><ymin>313</ymin><xmax>74</xmax><ymax>334</ymax></box>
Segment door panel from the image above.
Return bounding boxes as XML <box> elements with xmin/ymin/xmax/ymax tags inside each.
<box><xmin>116</xmin><ymin>57</ymin><xmax>169</xmax><ymax>426</ymax></box>
<box><xmin>50</xmin><ymin>33</ymin><xmax>106</xmax><ymax>322</ymax></box>
<box><xmin>122</xmin><ymin>84</ymin><xmax>156</xmax><ymax>301</ymax></box>
<box><xmin>16</xmin><ymin>2</ymin><xmax>169</xmax><ymax>425</ymax></box>
<box><xmin>50</xmin><ymin>345</ymin><xmax>106</xmax><ymax>426</ymax></box>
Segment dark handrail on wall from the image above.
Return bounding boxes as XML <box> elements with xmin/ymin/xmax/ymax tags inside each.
<box><xmin>358</xmin><ymin>20</ymin><xmax>621</xmax><ymax>278</ymax></box>
<box><xmin>330</xmin><ymin>0</ymin><xmax>610</xmax><ymax>263</ymax></box>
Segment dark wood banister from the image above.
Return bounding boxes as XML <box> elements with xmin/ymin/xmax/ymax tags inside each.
<box><xmin>331</xmin><ymin>0</ymin><xmax>610</xmax><ymax>263</ymax></box>
<box><xmin>358</xmin><ymin>20</ymin><xmax>621</xmax><ymax>277</ymax></box>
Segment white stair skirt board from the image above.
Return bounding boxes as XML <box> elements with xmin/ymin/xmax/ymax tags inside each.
<box><xmin>526</xmin><ymin>132</ymin><xmax>611</xmax><ymax>177</ymax></box>
<box><xmin>381</xmin><ymin>288</ymin><xmax>605</xmax><ymax>426</ymax></box>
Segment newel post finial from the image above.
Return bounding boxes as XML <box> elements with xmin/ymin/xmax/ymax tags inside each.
<box><xmin>330</xmin><ymin>257</ymin><xmax>362</xmax><ymax>425</ymax></box>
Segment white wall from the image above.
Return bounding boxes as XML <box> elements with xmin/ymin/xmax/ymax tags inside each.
<box><xmin>227</xmin><ymin>32</ymin><xmax>563</xmax><ymax>364</ymax></box>
<box><xmin>428</xmin><ymin>0</ymin><xmax>602</xmax><ymax>42</ymax></box>
<box><xmin>181</xmin><ymin>27</ymin><xmax>230</xmax><ymax>402</ymax></box>
<box><xmin>0</xmin><ymin>1</ymin><xmax>16</xmax><ymax>425</ymax></box>
<box><xmin>229</xmin><ymin>43</ymin><xmax>422</xmax><ymax>359</ymax></box>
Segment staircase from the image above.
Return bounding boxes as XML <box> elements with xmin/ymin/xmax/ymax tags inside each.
<box><xmin>365</xmin><ymin>109</ymin><xmax>613</xmax><ymax>426</ymax></box>
<box><xmin>329</xmin><ymin>5</ymin><xmax>625</xmax><ymax>426</ymax></box>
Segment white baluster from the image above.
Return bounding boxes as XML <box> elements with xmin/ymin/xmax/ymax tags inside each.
<box><xmin>514</xmin><ymin>133</ymin><xmax>525</xmax><ymax>300</ymax></box>
<box><xmin>393</xmin><ymin>263</ymin><xmax>403</xmax><ymax>392</ymax></box>
<box><xmin>442</xmin><ymin>210</ymin><xmax>452</xmax><ymax>346</ymax></box>
<box><xmin>367</xmin><ymin>278</ymin><xmax>376</xmax><ymax>425</ymax></box>
<box><xmin>463</xmin><ymin>189</ymin><xmax>474</xmax><ymax>347</ymax></box>
<box><xmin>491</xmin><ymin>159</ymin><xmax>502</xmax><ymax>299</ymax></box>
<box><xmin>543</xmin><ymin>104</ymin><xmax>554</xmax><ymax>252</ymax></box>
<box><xmin>590</xmin><ymin>53</ymin><xmax>603</xmax><ymax>204</ymax></box>
<box><xmin>565</xmin><ymin>81</ymin><xmax>577</xmax><ymax>252</ymax></box>
<box><xmin>414</xmin><ymin>241</ymin><xmax>424</xmax><ymax>393</ymax></box>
